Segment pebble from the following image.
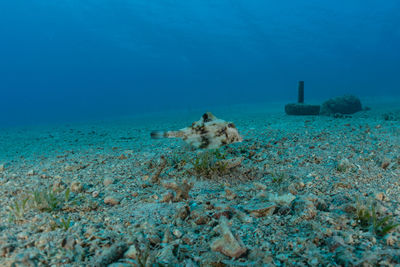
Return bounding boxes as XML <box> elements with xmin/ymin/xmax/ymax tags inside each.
<box><xmin>375</xmin><ymin>192</ymin><xmax>385</xmax><ymax>201</ymax></box>
<box><xmin>385</xmin><ymin>234</ymin><xmax>396</xmax><ymax>246</ymax></box>
<box><xmin>269</xmin><ymin>193</ymin><xmax>296</xmax><ymax>206</ymax></box>
<box><xmin>254</xmin><ymin>182</ymin><xmax>267</xmax><ymax>190</ymax></box>
<box><xmin>243</xmin><ymin>203</ymin><xmax>276</xmax><ymax>217</ymax></box>
<box><xmin>327</xmin><ymin>235</ymin><xmax>345</xmax><ymax>252</ymax></box>
<box><xmin>337</xmin><ymin>158</ymin><xmax>354</xmax><ymax>171</ymax></box>
<box><xmin>104</xmin><ymin>195</ymin><xmax>121</xmax><ymax>205</ymax></box>
<box><xmin>210</xmin><ymin>217</ymin><xmax>247</xmax><ymax>258</ymax></box>
<box><xmin>71</xmin><ymin>181</ymin><xmax>83</xmax><ymax>193</ymax></box>
<box><xmin>124</xmin><ymin>245</ymin><xmax>138</xmax><ymax>259</ymax></box>
<box><xmin>103</xmin><ymin>178</ymin><xmax>114</xmax><ymax>186</ymax></box>
<box><xmin>93</xmin><ymin>242</ymin><xmax>128</xmax><ymax>267</ymax></box>
<box><xmin>27</xmin><ymin>170</ymin><xmax>36</xmax><ymax>176</ymax></box>
<box><xmin>17</xmin><ymin>232</ymin><xmax>29</xmax><ymax>240</ymax></box>
<box><xmin>92</xmin><ymin>191</ymin><xmax>99</xmax><ymax>198</ymax></box>
<box><xmin>224</xmin><ymin>188</ymin><xmax>237</xmax><ymax>200</ymax></box>
<box><xmin>173</xmin><ymin>229</ymin><xmax>183</xmax><ymax>238</ymax></box>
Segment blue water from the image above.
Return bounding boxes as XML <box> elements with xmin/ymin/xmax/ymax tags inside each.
<box><xmin>1</xmin><ymin>0</ymin><xmax>399</xmax><ymax>126</ymax></box>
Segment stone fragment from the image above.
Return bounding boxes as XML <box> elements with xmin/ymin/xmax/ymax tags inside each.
<box><xmin>327</xmin><ymin>235</ymin><xmax>345</xmax><ymax>252</ymax></box>
<box><xmin>161</xmin><ymin>192</ymin><xmax>174</xmax><ymax>203</ymax></box>
<box><xmin>210</xmin><ymin>217</ymin><xmax>247</xmax><ymax>258</ymax></box>
<box><xmin>104</xmin><ymin>195</ymin><xmax>121</xmax><ymax>205</ymax></box>
<box><xmin>118</xmin><ymin>154</ymin><xmax>127</xmax><ymax>160</ymax></box>
<box><xmin>124</xmin><ymin>245</ymin><xmax>138</xmax><ymax>259</ymax></box>
<box><xmin>224</xmin><ymin>188</ymin><xmax>237</xmax><ymax>200</ymax></box>
<box><xmin>269</xmin><ymin>193</ymin><xmax>296</xmax><ymax>206</ymax></box>
<box><xmin>156</xmin><ymin>244</ymin><xmax>179</xmax><ymax>265</ymax></box>
<box><xmin>385</xmin><ymin>234</ymin><xmax>396</xmax><ymax>246</ymax></box>
<box><xmin>71</xmin><ymin>181</ymin><xmax>83</xmax><ymax>193</ymax></box>
<box><xmin>337</xmin><ymin>158</ymin><xmax>354</xmax><ymax>172</ymax></box>
<box><xmin>173</xmin><ymin>229</ymin><xmax>183</xmax><ymax>238</ymax></box>
<box><xmin>103</xmin><ymin>178</ymin><xmax>114</xmax><ymax>186</ymax></box>
<box><xmin>93</xmin><ymin>242</ymin><xmax>128</xmax><ymax>267</ymax></box>
<box><xmin>27</xmin><ymin>170</ymin><xmax>36</xmax><ymax>176</ymax></box>
<box><xmin>176</xmin><ymin>205</ymin><xmax>190</xmax><ymax>220</ymax></box>
<box><xmin>190</xmin><ymin>210</ymin><xmax>210</xmax><ymax>225</ymax></box>
<box><xmin>163</xmin><ymin>179</ymin><xmax>193</xmax><ymax>202</ymax></box>
<box><xmin>221</xmin><ymin>157</ymin><xmax>244</xmax><ymax>169</ymax></box>
<box><xmin>254</xmin><ymin>182</ymin><xmax>267</xmax><ymax>190</ymax></box>
<box><xmin>243</xmin><ymin>203</ymin><xmax>276</xmax><ymax>217</ymax></box>
<box><xmin>375</xmin><ymin>192</ymin><xmax>385</xmax><ymax>201</ymax></box>
<box><xmin>292</xmin><ymin>196</ymin><xmax>317</xmax><ymax>220</ymax></box>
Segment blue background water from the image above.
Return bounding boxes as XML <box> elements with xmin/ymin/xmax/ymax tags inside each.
<box><xmin>1</xmin><ymin>0</ymin><xmax>399</xmax><ymax>126</ymax></box>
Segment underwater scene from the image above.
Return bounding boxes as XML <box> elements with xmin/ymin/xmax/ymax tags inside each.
<box><xmin>0</xmin><ymin>0</ymin><xmax>400</xmax><ymax>266</ymax></box>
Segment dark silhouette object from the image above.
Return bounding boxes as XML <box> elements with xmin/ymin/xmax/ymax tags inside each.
<box><xmin>320</xmin><ymin>95</ymin><xmax>362</xmax><ymax>115</ymax></box>
<box><xmin>298</xmin><ymin>81</ymin><xmax>304</xmax><ymax>103</ymax></box>
<box><xmin>285</xmin><ymin>81</ymin><xmax>320</xmax><ymax>115</ymax></box>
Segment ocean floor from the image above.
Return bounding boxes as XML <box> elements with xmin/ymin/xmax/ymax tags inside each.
<box><xmin>0</xmin><ymin>101</ymin><xmax>399</xmax><ymax>266</ymax></box>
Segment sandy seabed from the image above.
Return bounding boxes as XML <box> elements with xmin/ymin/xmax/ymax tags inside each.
<box><xmin>0</xmin><ymin>100</ymin><xmax>399</xmax><ymax>266</ymax></box>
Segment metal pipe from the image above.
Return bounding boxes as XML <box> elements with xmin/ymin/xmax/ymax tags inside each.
<box><xmin>298</xmin><ymin>81</ymin><xmax>304</xmax><ymax>103</ymax></box>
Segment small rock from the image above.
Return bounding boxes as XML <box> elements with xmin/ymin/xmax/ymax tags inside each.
<box><xmin>17</xmin><ymin>232</ymin><xmax>29</xmax><ymax>240</ymax></box>
<box><xmin>269</xmin><ymin>193</ymin><xmax>295</xmax><ymax>206</ymax></box>
<box><xmin>118</xmin><ymin>154</ymin><xmax>127</xmax><ymax>160</ymax></box>
<box><xmin>234</xmin><ymin>209</ymin><xmax>253</xmax><ymax>223</ymax></box>
<box><xmin>210</xmin><ymin>216</ymin><xmax>247</xmax><ymax>258</ymax></box>
<box><xmin>53</xmin><ymin>180</ymin><xmax>67</xmax><ymax>191</ymax></box>
<box><xmin>243</xmin><ymin>203</ymin><xmax>276</xmax><ymax>217</ymax></box>
<box><xmin>190</xmin><ymin>210</ymin><xmax>210</xmax><ymax>225</ymax></box>
<box><xmin>224</xmin><ymin>189</ymin><xmax>237</xmax><ymax>200</ymax></box>
<box><xmin>71</xmin><ymin>181</ymin><xmax>83</xmax><ymax>193</ymax></box>
<box><xmin>253</xmin><ymin>182</ymin><xmax>267</xmax><ymax>190</ymax></box>
<box><xmin>292</xmin><ymin>196</ymin><xmax>317</xmax><ymax>220</ymax></box>
<box><xmin>345</xmin><ymin>234</ymin><xmax>354</xmax><ymax>245</ymax></box>
<box><xmin>92</xmin><ymin>191</ymin><xmax>99</xmax><ymax>198</ymax></box>
<box><xmin>337</xmin><ymin>158</ymin><xmax>353</xmax><ymax>172</ymax></box>
<box><xmin>173</xmin><ymin>229</ymin><xmax>183</xmax><ymax>238</ymax></box>
<box><xmin>375</xmin><ymin>192</ymin><xmax>385</xmax><ymax>201</ymax></box>
<box><xmin>385</xmin><ymin>234</ymin><xmax>396</xmax><ymax>246</ymax></box>
<box><xmin>104</xmin><ymin>195</ymin><xmax>121</xmax><ymax>205</ymax></box>
<box><xmin>61</xmin><ymin>236</ymin><xmax>76</xmax><ymax>250</ymax></box>
<box><xmin>163</xmin><ymin>179</ymin><xmax>193</xmax><ymax>202</ymax></box>
<box><xmin>103</xmin><ymin>178</ymin><xmax>114</xmax><ymax>186</ymax></box>
<box><xmin>176</xmin><ymin>205</ymin><xmax>190</xmax><ymax>220</ymax></box>
<box><xmin>381</xmin><ymin>161</ymin><xmax>390</xmax><ymax>169</ymax></box>
<box><xmin>156</xmin><ymin>244</ymin><xmax>179</xmax><ymax>265</ymax></box>
<box><xmin>0</xmin><ymin>164</ymin><xmax>5</xmax><ymax>172</ymax></box>
<box><xmin>27</xmin><ymin>170</ymin><xmax>36</xmax><ymax>176</ymax></box>
<box><xmin>162</xmin><ymin>229</ymin><xmax>173</xmax><ymax>244</ymax></box>
<box><xmin>124</xmin><ymin>245</ymin><xmax>138</xmax><ymax>259</ymax></box>
<box><xmin>93</xmin><ymin>242</ymin><xmax>128</xmax><ymax>267</ymax></box>
<box><xmin>327</xmin><ymin>235</ymin><xmax>345</xmax><ymax>252</ymax></box>
<box><xmin>161</xmin><ymin>192</ymin><xmax>174</xmax><ymax>203</ymax></box>
<box><xmin>276</xmin><ymin>205</ymin><xmax>291</xmax><ymax>215</ymax></box>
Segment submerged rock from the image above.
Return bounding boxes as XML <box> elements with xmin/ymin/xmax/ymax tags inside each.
<box><xmin>93</xmin><ymin>242</ymin><xmax>128</xmax><ymax>267</ymax></box>
<box><xmin>243</xmin><ymin>202</ymin><xmax>276</xmax><ymax>217</ymax></box>
<box><xmin>210</xmin><ymin>217</ymin><xmax>247</xmax><ymax>258</ymax></box>
<box><xmin>321</xmin><ymin>95</ymin><xmax>362</xmax><ymax>115</ymax></box>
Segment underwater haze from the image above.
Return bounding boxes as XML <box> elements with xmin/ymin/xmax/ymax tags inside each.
<box><xmin>1</xmin><ymin>0</ymin><xmax>399</xmax><ymax>126</ymax></box>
